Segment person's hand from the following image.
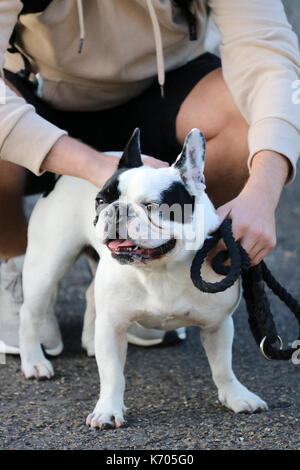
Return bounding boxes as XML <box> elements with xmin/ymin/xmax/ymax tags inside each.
<box><xmin>208</xmin><ymin>150</ymin><xmax>290</xmax><ymax>267</ymax></box>
<box><xmin>216</xmin><ymin>186</ymin><xmax>277</xmax><ymax>266</ymax></box>
<box><xmin>143</xmin><ymin>156</ymin><xmax>169</xmax><ymax>169</ymax></box>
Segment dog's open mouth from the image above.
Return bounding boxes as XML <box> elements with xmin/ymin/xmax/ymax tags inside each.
<box><xmin>106</xmin><ymin>238</ymin><xmax>176</xmax><ymax>263</ymax></box>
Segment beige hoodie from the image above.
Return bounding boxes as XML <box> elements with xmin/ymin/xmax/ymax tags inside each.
<box><xmin>0</xmin><ymin>0</ymin><xmax>300</xmax><ymax>179</ymax></box>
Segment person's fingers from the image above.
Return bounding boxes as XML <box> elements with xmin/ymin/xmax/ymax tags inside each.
<box><xmin>250</xmin><ymin>234</ymin><xmax>276</xmax><ymax>266</ymax></box>
<box><xmin>216</xmin><ymin>203</ymin><xmax>232</xmax><ymax>225</ymax></box>
<box><xmin>238</xmin><ymin>231</ymin><xmax>261</xmax><ymax>258</ymax></box>
<box><xmin>154</xmin><ymin>160</ymin><xmax>169</xmax><ymax>168</ymax></box>
<box><xmin>206</xmin><ymin>239</ymin><xmax>227</xmax><ymax>265</ymax></box>
<box><xmin>143</xmin><ymin>156</ymin><xmax>169</xmax><ymax>168</ymax></box>
<box><xmin>237</xmin><ymin>230</ymin><xmax>276</xmax><ymax>265</ymax></box>
<box><xmin>216</xmin><ymin>219</ymin><xmax>258</xmax><ymax>265</ymax></box>
<box><xmin>251</xmin><ymin>247</ymin><xmax>271</xmax><ymax>266</ymax></box>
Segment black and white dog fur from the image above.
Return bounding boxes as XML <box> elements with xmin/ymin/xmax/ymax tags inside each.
<box><xmin>19</xmin><ymin>128</ymin><xmax>267</xmax><ymax>429</ymax></box>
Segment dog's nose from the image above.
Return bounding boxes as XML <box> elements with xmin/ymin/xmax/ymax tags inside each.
<box><xmin>116</xmin><ymin>202</ymin><xmax>136</xmax><ymax>220</ymax></box>
<box><xmin>114</xmin><ymin>203</ymin><xmax>137</xmax><ymax>239</ymax></box>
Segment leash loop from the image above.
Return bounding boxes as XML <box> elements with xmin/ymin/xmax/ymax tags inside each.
<box><xmin>191</xmin><ymin>219</ymin><xmax>250</xmax><ymax>293</ymax></box>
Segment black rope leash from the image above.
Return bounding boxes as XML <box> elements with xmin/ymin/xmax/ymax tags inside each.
<box><xmin>191</xmin><ymin>219</ymin><xmax>250</xmax><ymax>293</ymax></box>
<box><xmin>191</xmin><ymin>219</ymin><xmax>300</xmax><ymax>361</ymax></box>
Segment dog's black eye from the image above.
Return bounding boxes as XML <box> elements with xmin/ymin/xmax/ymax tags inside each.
<box><xmin>96</xmin><ymin>198</ymin><xmax>105</xmax><ymax>206</ymax></box>
<box><xmin>146</xmin><ymin>202</ymin><xmax>159</xmax><ymax>211</ymax></box>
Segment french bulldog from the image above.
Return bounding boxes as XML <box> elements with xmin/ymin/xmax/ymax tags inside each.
<box><xmin>19</xmin><ymin>128</ymin><xmax>267</xmax><ymax>429</ymax></box>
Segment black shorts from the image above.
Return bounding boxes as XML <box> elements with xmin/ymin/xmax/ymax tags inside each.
<box><xmin>4</xmin><ymin>52</ymin><xmax>221</xmax><ymax>195</ymax></box>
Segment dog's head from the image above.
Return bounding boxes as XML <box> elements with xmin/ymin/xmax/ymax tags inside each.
<box><xmin>94</xmin><ymin>128</ymin><xmax>219</xmax><ymax>266</ymax></box>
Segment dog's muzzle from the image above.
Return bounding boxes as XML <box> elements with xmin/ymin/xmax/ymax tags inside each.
<box><xmin>106</xmin><ymin>238</ymin><xmax>176</xmax><ymax>264</ymax></box>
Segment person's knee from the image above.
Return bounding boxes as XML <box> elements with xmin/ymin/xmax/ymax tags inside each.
<box><xmin>0</xmin><ymin>161</ymin><xmax>26</xmax><ymax>230</ymax></box>
<box><xmin>177</xmin><ymin>111</ymin><xmax>249</xmax><ymax>188</ymax></box>
<box><xmin>175</xmin><ymin>68</ymin><xmax>250</xmax><ymax>206</ymax></box>
<box><xmin>175</xmin><ymin>68</ymin><xmax>247</xmax><ymax>145</ymax></box>
<box><xmin>0</xmin><ymin>187</ymin><xmax>27</xmax><ymax>259</ymax></box>
<box><xmin>203</xmin><ymin>121</ymin><xmax>249</xmax><ymax>206</ymax></box>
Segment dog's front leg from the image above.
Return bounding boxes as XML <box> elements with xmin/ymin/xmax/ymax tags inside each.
<box><xmin>200</xmin><ymin>316</ymin><xmax>268</xmax><ymax>413</ymax></box>
<box><xmin>86</xmin><ymin>314</ymin><xmax>127</xmax><ymax>429</ymax></box>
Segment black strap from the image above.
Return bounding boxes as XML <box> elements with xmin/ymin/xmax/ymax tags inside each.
<box><xmin>173</xmin><ymin>0</ymin><xmax>198</xmax><ymax>40</ymax></box>
<box><xmin>243</xmin><ymin>262</ymin><xmax>300</xmax><ymax>360</ymax></box>
<box><xmin>8</xmin><ymin>0</ymin><xmax>52</xmax><ymax>79</ymax></box>
<box><xmin>191</xmin><ymin>219</ymin><xmax>300</xmax><ymax>361</ymax></box>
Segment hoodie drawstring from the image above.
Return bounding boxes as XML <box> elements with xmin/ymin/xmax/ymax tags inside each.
<box><xmin>75</xmin><ymin>0</ymin><xmax>165</xmax><ymax>96</ymax></box>
<box><xmin>77</xmin><ymin>0</ymin><xmax>85</xmax><ymax>53</ymax></box>
<box><xmin>146</xmin><ymin>0</ymin><xmax>165</xmax><ymax>98</ymax></box>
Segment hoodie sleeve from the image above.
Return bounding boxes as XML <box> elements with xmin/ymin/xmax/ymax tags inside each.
<box><xmin>0</xmin><ymin>0</ymin><xmax>67</xmax><ymax>175</ymax></box>
<box><xmin>207</xmin><ymin>0</ymin><xmax>300</xmax><ymax>181</ymax></box>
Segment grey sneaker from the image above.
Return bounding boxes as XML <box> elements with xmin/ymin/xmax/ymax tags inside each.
<box><xmin>0</xmin><ymin>256</ymin><xmax>63</xmax><ymax>356</ymax></box>
<box><xmin>127</xmin><ymin>322</ymin><xmax>186</xmax><ymax>347</ymax></box>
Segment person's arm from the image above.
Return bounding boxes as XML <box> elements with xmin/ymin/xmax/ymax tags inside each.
<box><xmin>207</xmin><ymin>0</ymin><xmax>300</xmax><ymax>264</ymax></box>
<box><xmin>208</xmin><ymin>0</ymin><xmax>300</xmax><ymax>180</ymax></box>
<box><xmin>42</xmin><ymin>135</ymin><xmax>169</xmax><ymax>188</ymax></box>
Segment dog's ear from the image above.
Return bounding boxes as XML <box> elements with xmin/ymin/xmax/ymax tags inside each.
<box><xmin>118</xmin><ymin>128</ymin><xmax>143</xmax><ymax>169</ymax></box>
<box><xmin>173</xmin><ymin>128</ymin><xmax>206</xmax><ymax>196</ymax></box>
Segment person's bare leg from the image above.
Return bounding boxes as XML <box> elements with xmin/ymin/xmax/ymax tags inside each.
<box><xmin>0</xmin><ymin>78</ymin><xmax>30</xmax><ymax>260</ymax></box>
<box><xmin>176</xmin><ymin>68</ymin><xmax>249</xmax><ymax>208</ymax></box>
<box><xmin>0</xmin><ymin>160</ymin><xmax>27</xmax><ymax>260</ymax></box>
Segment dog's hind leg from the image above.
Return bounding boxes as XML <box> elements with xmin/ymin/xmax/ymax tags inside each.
<box><xmin>81</xmin><ymin>278</ymin><xmax>96</xmax><ymax>356</ymax></box>
<box><xmin>20</xmin><ymin>241</ymin><xmax>83</xmax><ymax>379</ymax></box>
<box><xmin>81</xmin><ymin>256</ymin><xmax>98</xmax><ymax>356</ymax></box>
<box><xmin>20</xmin><ymin>189</ymin><xmax>89</xmax><ymax>379</ymax></box>
<box><xmin>200</xmin><ymin>316</ymin><xmax>268</xmax><ymax>413</ymax></box>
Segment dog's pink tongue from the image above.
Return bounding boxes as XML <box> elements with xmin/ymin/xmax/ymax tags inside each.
<box><xmin>108</xmin><ymin>239</ymin><xmax>135</xmax><ymax>250</ymax></box>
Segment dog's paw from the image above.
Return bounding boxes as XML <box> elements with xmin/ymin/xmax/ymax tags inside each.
<box><xmin>86</xmin><ymin>404</ymin><xmax>125</xmax><ymax>429</ymax></box>
<box><xmin>22</xmin><ymin>358</ymin><xmax>54</xmax><ymax>379</ymax></box>
<box><xmin>219</xmin><ymin>382</ymin><xmax>268</xmax><ymax>413</ymax></box>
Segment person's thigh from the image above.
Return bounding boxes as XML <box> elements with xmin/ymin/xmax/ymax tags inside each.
<box><xmin>176</xmin><ymin>68</ymin><xmax>245</xmax><ymax>143</ymax></box>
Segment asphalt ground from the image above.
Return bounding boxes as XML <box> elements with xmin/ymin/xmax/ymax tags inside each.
<box><xmin>0</xmin><ymin>0</ymin><xmax>299</xmax><ymax>451</ymax></box>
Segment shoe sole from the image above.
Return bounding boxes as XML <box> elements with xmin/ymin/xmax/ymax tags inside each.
<box><xmin>127</xmin><ymin>329</ymin><xmax>186</xmax><ymax>347</ymax></box>
<box><xmin>0</xmin><ymin>340</ymin><xmax>63</xmax><ymax>357</ymax></box>
<box><xmin>45</xmin><ymin>341</ymin><xmax>64</xmax><ymax>356</ymax></box>
<box><xmin>2</xmin><ymin>331</ymin><xmax>185</xmax><ymax>352</ymax></box>
<box><xmin>0</xmin><ymin>343</ymin><xmax>19</xmax><ymax>355</ymax></box>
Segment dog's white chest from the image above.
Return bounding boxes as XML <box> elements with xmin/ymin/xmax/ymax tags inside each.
<box><xmin>134</xmin><ymin>270</ymin><xmax>241</xmax><ymax>331</ymax></box>
<box><xmin>137</xmin><ymin>310</ymin><xmax>193</xmax><ymax>330</ymax></box>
